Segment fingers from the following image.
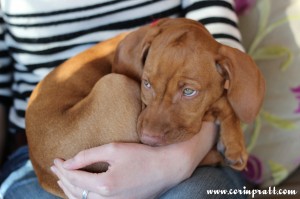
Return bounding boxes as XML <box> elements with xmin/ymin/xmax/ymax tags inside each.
<box><xmin>52</xmin><ymin>159</ymin><xmax>110</xmax><ymax>196</ymax></box>
<box><xmin>201</xmin><ymin>121</ymin><xmax>218</xmax><ymax>145</ymax></box>
<box><xmin>52</xmin><ymin>160</ymin><xmax>82</xmax><ymax>199</ymax></box>
<box><xmin>57</xmin><ymin>180</ymin><xmax>105</xmax><ymax>199</ymax></box>
<box><xmin>63</xmin><ymin>144</ymin><xmax>114</xmax><ymax>170</ymax></box>
<box><xmin>63</xmin><ymin>142</ymin><xmax>147</xmax><ymax>170</ymax></box>
<box><xmin>200</xmin><ymin>121</ymin><xmax>218</xmax><ymax>136</ymax></box>
<box><xmin>57</xmin><ymin>180</ymin><xmax>77</xmax><ymax>199</ymax></box>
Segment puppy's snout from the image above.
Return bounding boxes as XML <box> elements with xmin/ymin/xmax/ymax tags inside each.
<box><xmin>140</xmin><ymin>126</ymin><xmax>169</xmax><ymax>146</ymax></box>
<box><xmin>140</xmin><ymin>133</ymin><xmax>163</xmax><ymax>146</ymax></box>
<box><xmin>138</xmin><ymin>104</ymin><xmax>173</xmax><ymax>146</ymax></box>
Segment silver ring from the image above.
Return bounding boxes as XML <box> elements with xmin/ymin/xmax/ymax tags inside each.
<box><xmin>82</xmin><ymin>190</ymin><xmax>89</xmax><ymax>199</ymax></box>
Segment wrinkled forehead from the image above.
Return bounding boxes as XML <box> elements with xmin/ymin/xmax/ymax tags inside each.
<box><xmin>143</xmin><ymin>26</ymin><xmax>219</xmax><ymax>80</ymax></box>
<box><xmin>154</xmin><ymin>23</ymin><xmax>219</xmax><ymax>51</ymax></box>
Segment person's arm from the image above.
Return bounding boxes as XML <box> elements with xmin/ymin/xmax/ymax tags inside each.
<box><xmin>51</xmin><ymin>122</ymin><xmax>217</xmax><ymax>199</ymax></box>
<box><xmin>0</xmin><ymin>8</ymin><xmax>13</xmax><ymax>164</ymax></box>
<box><xmin>182</xmin><ymin>0</ymin><xmax>244</xmax><ymax>51</ymax></box>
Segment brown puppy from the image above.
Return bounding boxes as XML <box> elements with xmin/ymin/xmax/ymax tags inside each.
<box><xmin>26</xmin><ymin>18</ymin><xmax>265</xmax><ymax>198</ymax></box>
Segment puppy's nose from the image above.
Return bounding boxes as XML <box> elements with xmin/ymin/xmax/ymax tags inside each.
<box><xmin>140</xmin><ymin>134</ymin><xmax>163</xmax><ymax>146</ymax></box>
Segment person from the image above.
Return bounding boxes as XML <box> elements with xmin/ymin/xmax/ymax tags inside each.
<box><xmin>0</xmin><ymin>0</ymin><xmax>246</xmax><ymax>198</ymax></box>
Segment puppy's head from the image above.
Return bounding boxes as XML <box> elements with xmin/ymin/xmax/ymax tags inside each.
<box><xmin>114</xmin><ymin>18</ymin><xmax>265</xmax><ymax>146</ymax></box>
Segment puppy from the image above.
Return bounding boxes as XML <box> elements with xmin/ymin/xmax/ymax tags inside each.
<box><xmin>26</xmin><ymin>18</ymin><xmax>265</xmax><ymax>197</ymax></box>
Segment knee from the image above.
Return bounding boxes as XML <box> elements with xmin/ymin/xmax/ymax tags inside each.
<box><xmin>98</xmin><ymin>73</ymin><xmax>141</xmax><ymax>99</ymax></box>
<box><xmin>92</xmin><ymin>73</ymin><xmax>142</xmax><ymax>115</ymax></box>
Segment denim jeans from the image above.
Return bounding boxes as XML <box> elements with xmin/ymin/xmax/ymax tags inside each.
<box><xmin>159</xmin><ymin>167</ymin><xmax>246</xmax><ymax>199</ymax></box>
<box><xmin>0</xmin><ymin>146</ymin><xmax>247</xmax><ymax>199</ymax></box>
<box><xmin>0</xmin><ymin>146</ymin><xmax>29</xmax><ymax>183</ymax></box>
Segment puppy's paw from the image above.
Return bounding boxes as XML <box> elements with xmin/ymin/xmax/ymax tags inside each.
<box><xmin>216</xmin><ymin>139</ymin><xmax>248</xmax><ymax>170</ymax></box>
<box><xmin>224</xmin><ymin>144</ymin><xmax>248</xmax><ymax>171</ymax></box>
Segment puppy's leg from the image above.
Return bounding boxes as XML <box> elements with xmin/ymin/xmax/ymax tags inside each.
<box><xmin>29</xmin><ymin>73</ymin><xmax>142</xmax><ymax>198</ymax></box>
<box><xmin>66</xmin><ymin>73</ymin><xmax>142</xmax><ymax>145</ymax></box>
<box><xmin>219</xmin><ymin>114</ymin><xmax>248</xmax><ymax>171</ymax></box>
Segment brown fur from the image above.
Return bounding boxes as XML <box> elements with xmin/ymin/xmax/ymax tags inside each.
<box><xmin>26</xmin><ymin>18</ymin><xmax>265</xmax><ymax>198</ymax></box>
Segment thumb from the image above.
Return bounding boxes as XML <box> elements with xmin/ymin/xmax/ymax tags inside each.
<box><xmin>63</xmin><ymin>145</ymin><xmax>112</xmax><ymax>170</ymax></box>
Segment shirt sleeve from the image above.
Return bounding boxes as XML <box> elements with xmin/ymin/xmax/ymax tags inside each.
<box><xmin>0</xmin><ymin>10</ymin><xmax>13</xmax><ymax>106</ymax></box>
<box><xmin>182</xmin><ymin>0</ymin><xmax>245</xmax><ymax>52</ymax></box>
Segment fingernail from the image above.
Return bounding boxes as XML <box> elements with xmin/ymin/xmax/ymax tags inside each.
<box><xmin>54</xmin><ymin>158</ymin><xmax>59</xmax><ymax>165</ymax></box>
<box><xmin>50</xmin><ymin>166</ymin><xmax>57</xmax><ymax>174</ymax></box>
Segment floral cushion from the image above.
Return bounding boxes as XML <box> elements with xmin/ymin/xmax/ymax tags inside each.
<box><xmin>238</xmin><ymin>0</ymin><xmax>300</xmax><ymax>187</ymax></box>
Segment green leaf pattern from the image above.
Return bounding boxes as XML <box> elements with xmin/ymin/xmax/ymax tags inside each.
<box><xmin>244</xmin><ymin>0</ymin><xmax>300</xmax><ymax>185</ymax></box>
<box><xmin>268</xmin><ymin>160</ymin><xmax>289</xmax><ymax>185</ymax></box>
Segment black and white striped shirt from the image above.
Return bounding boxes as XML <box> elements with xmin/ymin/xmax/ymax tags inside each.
<box><xmin>0</xmin><ymin>0</ymin><xmax>242</xmax><ymax>135</ymax></box>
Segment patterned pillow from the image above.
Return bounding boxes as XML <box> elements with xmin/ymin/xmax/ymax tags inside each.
<box><xmin>238</xmin><ymin>0</ymin><xmax>300</xmax><ymax>187</ymax></box>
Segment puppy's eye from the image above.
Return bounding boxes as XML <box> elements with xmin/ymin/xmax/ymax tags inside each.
<box><xmin>143</xmin><ymin>80</ymin><xmax>151</xmax><ymax>89</ymax></box>
<box><xmin>183</xmin><ymin>88</ymin><xmax>197</xmax><ymax>97</ymax></box>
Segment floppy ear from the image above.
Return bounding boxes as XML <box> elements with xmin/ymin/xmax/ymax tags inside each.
<box><xmin>112</xmin><ymin>24</ymin><xmax>161</xmax><ymax>82</ymax></box>
<box><xmin>217</xmin><ymin>45</ymin><xmax>265</xmax><ymax>123</ymax></box>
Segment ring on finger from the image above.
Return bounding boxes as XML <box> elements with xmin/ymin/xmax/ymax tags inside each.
<box><xmin>82</xmin><ymin>189</ymin><xmax>89</xmax><ymax>199</ymax></box>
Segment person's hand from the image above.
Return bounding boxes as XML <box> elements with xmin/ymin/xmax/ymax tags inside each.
<box><xmin>51</xmin><ymin>122</ymin><xmax>217</xmax><ymax>199</ymax></box>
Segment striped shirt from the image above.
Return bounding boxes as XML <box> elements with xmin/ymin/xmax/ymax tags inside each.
<box><xmin>0</xmin><ymin>0</ymin><xmax>243</xmax><ymax>135</ymax></box>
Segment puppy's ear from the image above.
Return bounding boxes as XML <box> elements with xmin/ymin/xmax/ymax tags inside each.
<box><xmin>217</xmin><ymin>45</ymin><xmax>265</xmax><ymax>123</ymax></box>
<box><xmin>113</xmin><ymin>24</ymin><xmax>161</xmax><ymax>81</ymax></box>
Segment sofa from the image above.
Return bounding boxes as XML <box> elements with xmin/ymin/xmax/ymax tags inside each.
<box><xmin>238</xmin><ymin>0</ymin><xmax>300</xmax><ymax>198</ymax></box>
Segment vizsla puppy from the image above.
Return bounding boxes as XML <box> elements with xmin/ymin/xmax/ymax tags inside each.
<box><xmin>26</xmin><ymin>18</ymin><xmax>265</xmax><ymax>198</ymax></box>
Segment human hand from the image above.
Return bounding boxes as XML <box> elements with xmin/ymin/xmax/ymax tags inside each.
<box><xmin>51</xmin><ymin>122</ymin><xmax>217</xmax><ymax>199</ymax></box>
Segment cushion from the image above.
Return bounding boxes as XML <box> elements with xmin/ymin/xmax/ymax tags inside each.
<box><xmin>238</xmin><ymin>0</ymin><xmax>300</xmax><ymax>187</ymax></box>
